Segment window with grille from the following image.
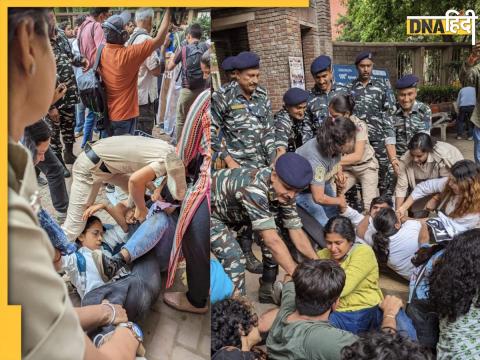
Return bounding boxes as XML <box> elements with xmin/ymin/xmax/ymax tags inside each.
<box><xmin>423</xmin><ymin>48</ymin><xmax>442</xmax><ymax>85</ymax></box>
<box><xmin>397</xmin><ymin>49</ymin><xmax>414</xmax><ymax>80</ymax></box>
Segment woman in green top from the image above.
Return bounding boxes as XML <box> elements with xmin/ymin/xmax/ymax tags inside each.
<box><xmin>317</xmin><ymin>216</ymin><xmax>417</xmax><ymax>339</ymax></box>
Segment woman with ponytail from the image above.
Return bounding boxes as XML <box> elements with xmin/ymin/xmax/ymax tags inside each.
<box><xmin>372</xmin><ymin>208</ymin><xmax>427</xmax><ymax>280</ymax></box>
<box><xmin>296</xmin><ymin>115</ymin><xmax>357</xmax><ymax>226</ymax></box>
<box><xmin>329</xmin><ymin>94</ymin><xmax>379</xmax><ymax>211</ymax></box>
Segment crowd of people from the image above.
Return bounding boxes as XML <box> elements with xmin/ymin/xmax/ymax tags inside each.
<box><xmin>8</xmin><ymin>7</ymin><xmax>211</xmax><ymax>359</ymax></box>
<box><xmin>210</xmin><ymin>42</ymin><xmax>480</xmax><ymax>358</ymax></box>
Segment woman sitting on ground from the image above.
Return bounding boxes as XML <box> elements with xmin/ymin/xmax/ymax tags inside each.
<box><xmin>397</xmin><ymin>159</ymin><xmax>480</xmax><ymax>241</ymax></box>
<box><xmin>395</xmin><ymin>133</ymin><xmax>463</xmax><ymax>216</ymax></box>
<box><xmin>296</xmin><ymin>116</ymin><xmax>357</xmax><ymax>226</ymax></box>
<box><xmin>429</xmin><ymin>228</ymin><xmax>480</xmax><ymax>359</ymax></box>
<box><xmin>211</xmin><ymin>298</ymin><xmax>265</xmax><ymax>360</ymax></box>
<box><xmin>371</xmin><ymin>207</ymin><xmax>428</xmax><ymax>280</ymax></box>
<box><xmin>317</xmin><ymin>216</ymin><xmax>416</xmax><ymax>339</ymax></box>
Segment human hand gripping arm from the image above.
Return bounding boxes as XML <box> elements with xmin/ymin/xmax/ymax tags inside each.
<box><xmin>75</xmin><ymin>301</ymin><xmax>128</xmax><ymax>333</ymax></box>
<box><xmin>341</xmin><ymin>140</ymin><xmax>366</xmax><ymax>166</ymax></box>
<box><xmin>288</xmin><ymin>228</ymin><xmax>319</xmax><ymax>260</ymax></box>
<box><xmin>128</xmin><ymin>166</ymin><xmax>157</xmax><ymax>223</ymax></box>
<box><xmin>311</xmin><ymin>183</ymin><xmax>346</xmax><ymax>207</ymax></box>
<box><xmin>259</xmin><ymin>229</ymin><xmax>297</xmax><ymax>276</ymax></box>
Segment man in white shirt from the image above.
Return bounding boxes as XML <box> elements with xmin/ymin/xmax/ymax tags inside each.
<box><xmin>127</xmin><ymin>8</ymin><xmax>162</xmax><ymax>135</ymax></box>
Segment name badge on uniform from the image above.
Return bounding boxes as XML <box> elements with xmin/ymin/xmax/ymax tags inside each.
<box><xmin>230</xmin><ymin>104</ymin><xmax>247</xmax><ymax>110</ymax></box>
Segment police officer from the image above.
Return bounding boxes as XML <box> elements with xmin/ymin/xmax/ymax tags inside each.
<box><xmin>211</xmin><ymin>153</ymin><xmax>318</xmax><ymax>303</ymax></box>
<box><xmin>305</xmin><ymin>55</ymin><xmax>346</xmax><ymax>136</ymax></box>
<box><xmin>385</xmin><ymin>74</ymin><xmax>432</xmax><ymax>175</ymax></box>
<box><xmin>211</xmin><ymin>51</ymin><xmax>276</xmax><ymax>169</ymax></box>
<box><xmin>347</xmin><ymin>51</ymin><xmax>396</xmax><ymax>196</ymax></box>
<box><xmin>221</xmin><ymin>55</ymin><xmax>237</xmax><ymax>85</ymax></box>
<box><xmin>275</xmin><ymin>87</ymin><xmax>311</xmax><ymax>157</ymax></box>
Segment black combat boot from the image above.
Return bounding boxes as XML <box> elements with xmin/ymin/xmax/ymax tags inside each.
<box><xmin>63</xmin><ymin>143</ymin><xmax>77</xmax><ymax>164</ymax></box>
<box><xmin>258</xmin><ymin>266</ymin><xmax>278</xmax><ymax>304</ymax></box>
<box><xmin>245</xmin><ymin>250</ymin><xmax>263</xmax><ymax>274</ymax></box>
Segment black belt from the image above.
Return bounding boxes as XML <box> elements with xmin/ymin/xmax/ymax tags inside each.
<box><xmin>84</xmin><ymin>143</ymin><xmax>111</xmax><ymax>173</ymax></box>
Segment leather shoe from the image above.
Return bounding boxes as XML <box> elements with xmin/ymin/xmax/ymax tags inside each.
<box><xmin>163</xmin><ymin>292</ymin><xmax>208</xmax><ymax>314</ymax></box>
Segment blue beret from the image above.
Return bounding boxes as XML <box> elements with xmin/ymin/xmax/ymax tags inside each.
<box><xmin>283</xmin><ymin>88</ymin><xmax>309</xmax><ymax>106</ymax></box>
<box><xmin>233</xmin><ymin>51</ymin><xmax>260</xmax><ymax>70</ymax></box>
<box><xmin>221</xmin><ymin>56</ymin><xmax>236</xmax><ymax>71</ymax></box>
<box><xmin>396</xmin><ymin>74</ymin><xmax>419</xmax><ymax>89</ymax></box>
<box><xmin>310</xmin><ymin>55</ymin><xmax>331</xmax><ymax>75</ymax></box>
<box><xmin>355</xmin><ymin>51</ymin><xmax>373</xmax><ymax>65</ymax></box>
<box><xmin>275</xmin><ymin>153</ymin><xmax>313</xmax><ymax>190</ymax></box>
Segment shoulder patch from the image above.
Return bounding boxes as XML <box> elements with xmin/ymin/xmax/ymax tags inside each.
<box><xmin>314</xmin><ymin>166</ymin><xmax>326</xmax><ymax>182</ymax></box>
<box><xmin>230</xmin><ymin>104</ymin><xmax>247</xmax><ymax>110</ymax></box>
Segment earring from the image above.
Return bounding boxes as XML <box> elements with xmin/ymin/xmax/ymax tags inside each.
<box><xmin>29</xmin><ymin>63</ymin><xmax>35</xmax><ymax>76</ymax></box>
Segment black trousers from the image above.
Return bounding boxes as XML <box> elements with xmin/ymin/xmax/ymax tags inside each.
<box><xmin>183</xmin><ymin>197</ymin><xmax>210</xmax><ymax>308</ymax></box>
<box><xmin>36</xmin><ymin>148</ymin><xmax>69</xmax><ymax>213</ymax></box>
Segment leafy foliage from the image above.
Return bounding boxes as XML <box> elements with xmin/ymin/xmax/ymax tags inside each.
<box><xmin>337</xmin><ymin>0</ymin><xmax>480</xmax><ymax>42</ymax></box>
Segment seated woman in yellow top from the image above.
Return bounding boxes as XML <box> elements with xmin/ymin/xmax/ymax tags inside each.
<box><xmin>317</xmin><ymin>216</ymin><xmax>417</xmax><ymax>339</ymax></box>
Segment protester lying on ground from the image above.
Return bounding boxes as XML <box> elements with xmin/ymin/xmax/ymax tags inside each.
<box><xmin>8</xmin><ymin>7</ymin><xmax>140</xmax><ymax>359</ymax></box>
<box><xmin>262</xmin><ymin>259</ymin><xmax>407</xmax><ymax>360</ymax></box>
<box><xmin>395</xmin><ymin>133</ymin><xmax>463</xmax><ymax>216</ymax></box>
<box><xmin>340</xmin><ymin>195</ymin><xmax>392</xmax><ymax>245</ymax></box>
<box><xmin>61</xmin><ymin>135</ymin><xmax>186</xmax><ymax>241</ymax></box>
<box><xmin>341</xmin><ymin>330</ymin><xmax>433</xmax><ymax>360</ymax></box>
<box><xmin>211</xmin><ymin>298</ymin><xmax>265</xmax><ymax>360</ymax></box>
<box><xmin>429</xmin><ymin>228</ymin><xmax>480</xmax><ymax>359</ymax></box>
<box><xmin>317</xmin><ymin>216</ymin><xmax>417</xmax><ymax>338</ymax></box>
<box><xmin>56</xmin><ymin>207</ymin><xmax>176</xmax><ymax>299</ymax></box>
<box><xmin>330</xmin><ymin>94</ymin><xmax>379</xmax><ymax>211</ymax></box>
<box><xmin>397</xmin><ymin>159</ymin><xmax>480</xmax><ymax>241</ymax></box>
<box><xmin>371</xmin><ymin>207</ymin><xmax>428</xmax><ymax>280</ymax></box>
<box><xmin>296</xmin><ymin>116</ymin><xmax>356</xmax><ymax>226</ymax></box>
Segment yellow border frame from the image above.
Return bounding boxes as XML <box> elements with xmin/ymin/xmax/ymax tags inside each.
<box><xmin>1</xmin><ymin>1</ymin><xmax>308</xmax><ymax>358</ymax></box>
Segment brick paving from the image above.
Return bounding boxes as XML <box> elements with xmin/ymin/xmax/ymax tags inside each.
<box><xmin>38</xmin><ymin>136</ymin><xmax>209</xmax><ymax>360</ymax></box>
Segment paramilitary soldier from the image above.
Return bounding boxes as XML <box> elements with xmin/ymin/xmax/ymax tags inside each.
<box><xmin>211</xmin><ymin>153</ymin><xmax>319</xmax><ymax>303</ymax></box>
<box><xmin>305</xmin><ymin>55</ymin><xmax>346</xmax><ymax>137</ymax></box>
<box><xmin>211</xmin><ymin>51</ymin><xmax>276</xmax><ymax>169</ymax></box>
<box><xmin>385</xmin><ymin>74</ymin><xmax>432</xmax><ymax>176</ymax></box>
<box><xmin>347</xmin><ymin>51</ymin><xmax>396</xmax><ymax>196</ymax></box>
<box><xmin>275</xmin><ymin>87</ymin><xmax>311</xmax><ymax>157</ymax></box>
<box><xmin>211</xmin><ymin>51</ymin><xmax>277</xmax><ymax>274</ymax></box>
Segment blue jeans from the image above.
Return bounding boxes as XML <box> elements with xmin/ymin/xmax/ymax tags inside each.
<box><xmin>81</xmin><ymin>108</ymin><xmax>97</xmax><ymax>148</ymax></box>
<box><xmin>329</xmin><ymin>306</ymin><xmax>417</xmax><ymax>340</ymax></box>
<box><xmin>123</xmin><ymin>211</ymin><xmax>175</xmax><ymax>266</ymax></box>
<box><xmin>474</xmin><ymin>126</ymin><xmax>480</xmax><ymax>163</ymax></box>
<box><xmin>75</xmin><ymin>101</ymin><xmax>86</xmax><ymax>133</ymax></box>
<box><xmin>296</xmin><ymin>183</ymin><xmax>338</xmax><ymax>226</ymax></box>
<box><xmin>109</xmin><ymin>118</ymin><xmax>137</xmax><ymax>136</ymax></box>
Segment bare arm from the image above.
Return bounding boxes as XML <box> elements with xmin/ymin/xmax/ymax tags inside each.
<box><xmin>83</xmin><ymin>329</ymin><xmax>139</xmax><ymax>360</ymax></box>
<box><xmin>288</xmin><ymin>228</ymin><xmax>318</xmax><ymax>260</ymax></box>
<box><xmin>395</xmin><ymin>196</ymin><xmax>405</xmax><ymax>210</ymax></box>
<box><xmin>259</xmin><ymin>229</ymin><xmax>297</xmax><ymax>276</ymax></box>
<box><xmin>311</xmin><ymin>184</ymin><xmax>345</xmax><ymax>207</ymax></box>
<box><xmin>75</xmin><ymin>303</ymin><xmax>127</xmax><ymax>333</ymax></box>
<box><xmin>259</xmin><ymin>308</ymin><xmax>280</xmax><ymax>333</ymax></box>
<box><xmin>128</xmin><ymin>165</ymin><xmax>157</xmax><ymax>214</ymax></box>
<box><xmin>340</xmin><ymin>140</ymin><xmax>366</xmax><ymax>166</ymax></box>
<box><xmin>151</xmin><ymin>8</ymin><xmax>172</xmax><ymax>49</ymax></box>
<box><xmin>356</xmin><ymin>214</ymin><xmax>371</xmax><ymax>240</ymax></box>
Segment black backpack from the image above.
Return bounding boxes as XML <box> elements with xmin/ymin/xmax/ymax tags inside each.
<box><xmin>181</xmin><ymin>42</ymin><xmax>207</xmax><ymax>90</ymax></box>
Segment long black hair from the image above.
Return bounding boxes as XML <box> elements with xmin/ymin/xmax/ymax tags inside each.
<box><xmin>429</xmin><ymin>228</ymin><xmax>480</xmax><ymax>322</ymax></box>
<box><xmin>372</xmin><ymin>208</ymin><xmax>399</xmax><ymax>264</ymax></box>
<box><xmin>316</xmin><ymin>116</ymin><xmax>357</xmax><ymax>158</ymax></box>
<box><xmin>329</xmin><ymin>93</ymin><xmax>355</xmax><ymax>115</ymax></box>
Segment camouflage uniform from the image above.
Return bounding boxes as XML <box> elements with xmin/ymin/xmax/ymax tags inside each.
<box><xmin>211</xmin><ymin>167</ymin><xmax>303</xmax><ymax>294</ymax></box>
<box><xmin>304</xmin><ymin>84</ymin><xmax>347</xmax><ymax>138</ymax></box>
<box><xmin>211</xmin><ymin>82</ymin><xmax>276</xmax><ymax>168</ymax></box>
<box><xmin>386</xmin><ymin>100</ymin><xmax>432</xmax><ymax>157</ymax></box>
<box><xmin>347</xmin><ymin>77</ymin><xmax>396</xmax><ymax>195</ymax></box>
<box><xmin>47</xmin><ymin>30</ymin><xmax>81</xmax><ymax>158</ymax></box>
<box><xmin>274</xmin><ymin>108</ymin><xmax>312</xmax><ymax>152</ymax></box>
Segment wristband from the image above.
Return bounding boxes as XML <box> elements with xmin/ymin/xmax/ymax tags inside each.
<box><xmin>384</xmin><ymin>313</ymin><xmax>396</xmax><ymax>319</ymax></box>
<box><xmin>102</xmin><ymin>302</ymin><xmax>116</xmax><ymax>325</ymax></box>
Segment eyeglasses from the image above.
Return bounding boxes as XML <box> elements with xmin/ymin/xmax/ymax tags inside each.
<box><xmin>86</xmin><ymin>229</ymin><xmax>104</xmax><ymax>238</ymax></box>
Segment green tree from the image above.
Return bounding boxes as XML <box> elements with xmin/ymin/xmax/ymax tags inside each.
<box><xmin>337</xmin><ymin>0</ymin><xmax>480</xmax><ymax>42</ymax></box>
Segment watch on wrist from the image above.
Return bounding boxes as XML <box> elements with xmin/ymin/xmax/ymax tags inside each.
<box><xmin>118</xmin><ymin>322</ymin><xmax>144</xmax><ymax>343</ymax></box>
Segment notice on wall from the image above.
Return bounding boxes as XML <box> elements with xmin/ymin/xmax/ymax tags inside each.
<box><xmin>288</xmin><ymin>56</ymin><xmax>306</xmax><ymax>90</ymax></box>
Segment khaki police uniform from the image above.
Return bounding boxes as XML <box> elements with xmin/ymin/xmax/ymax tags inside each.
<box><xmin>9</xmin><ymin>140</ymin><xmax>85</xmax><ymax>359</ymax></box>
<box><xmin>342</xmin><ymin>115</ymin><xmax>379</xmax><ymax>210</ymax></box>
<box><xmin>395</xmin><ymin>141</ymin><xmax>463</xmax><ymax>210</ymax></box>
<box><xmin>63</xmin><ymin>136</ymin><xmax>175</xmax><ymax>241</ymax></box>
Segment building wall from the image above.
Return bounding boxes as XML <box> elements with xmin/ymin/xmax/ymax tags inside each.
<box><xmin>212</xmin><ymin>3</ymin><xmax>333</xmax><ymax>111</ymax></box>
<box><xmin>329</xmin><ymin>0</ymin><xmax>347</xmax><ymax>40</ymax></box>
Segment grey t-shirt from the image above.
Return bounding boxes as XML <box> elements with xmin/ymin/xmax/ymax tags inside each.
<box><xmin>296</xmin><ymin>138</ymin><xmax>341</xmax><ymax>186</ymax></box>
<box><xmin>266</xmin><ymin>282</ymin><xmax>357</xmax><ymax>360</ymax></box>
